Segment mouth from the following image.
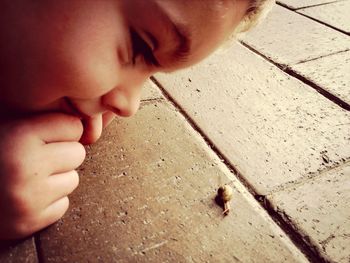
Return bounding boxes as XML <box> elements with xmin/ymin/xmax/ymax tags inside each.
<box><xmin>62</xmin><ymin>97</ymin><xmax>90</xmax><ymax>119</ymax></box>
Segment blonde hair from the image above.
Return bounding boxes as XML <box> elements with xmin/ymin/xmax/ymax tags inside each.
<box><xmin>234</xmin><ymin>0</ymin><xmax>275</xmax><ymax>34</ymax></box>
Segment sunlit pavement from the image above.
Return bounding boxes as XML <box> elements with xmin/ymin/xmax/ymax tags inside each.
<box><xmin>1</xmin><ymin>1</ymin><xmax>349</xmax><ymax>262</ymax></box>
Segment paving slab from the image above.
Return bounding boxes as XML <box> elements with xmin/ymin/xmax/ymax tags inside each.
<box><xmin>0</xmin><ymin>238</ymin><xmax>37</xmax><ymax>263</ymax></box>
<box><xmin>292</xmin><ymin>51</ymin><xmax>350</xmax><ymax>105</ymax></box>
<box><xmin>269</xmin><ymin>162</ymin><xmax>350</xmax><ymax>263</ymax></box>
<box><xmin>278</xmin><ymin>0</ymin><xmax>343</xmax><ymax>10</ymax></box>
<box><xmin>154</xmin><ymin>43</ymin><xmax>350</xmax><ymax>195</ymax></box>
<box><xmin>297</xmin><ymin>1</ymin><xmax>350</xmax><ymax>34</ymax></box>
<box><xmin>240</xmin><ymin>5</ymin><xmax>350</xmax><ymax>66</ymax></box>
<box><xmin>36</xmin><ymin>102</ymin><xmax>308</xmax><ymax>262</ymax></box>
<box><xmin>141</xmin><ymin>79</ymin><xmax>164</xmax><ymax>101</ymax></box>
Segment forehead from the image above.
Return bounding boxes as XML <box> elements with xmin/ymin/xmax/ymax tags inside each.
<box><xmin>155</xmin><ymin>0</ymin><xmax>237</xmax><ymax>38</ymax></box>
<box><xmin>122</xmin><ymin>0</ymin><xmax>246</xmax><ymax>69</ymax></box>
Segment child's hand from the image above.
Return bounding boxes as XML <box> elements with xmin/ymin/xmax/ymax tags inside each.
<box><xmin>0</xmin><ymin>113</ymin><xmax>86</xmax><ymax>239</ymax></box>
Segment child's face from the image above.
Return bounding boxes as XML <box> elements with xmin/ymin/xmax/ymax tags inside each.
<box><xmin>1</xmin><ymin>0</ymin><xmax>248</xmax><ymax>122</ymax></box>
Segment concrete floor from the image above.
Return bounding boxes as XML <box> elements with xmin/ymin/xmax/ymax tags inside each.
<box><xmin>1</xmin><ymin>1</ymin><xmax>349</xmax><ymax>262</ymax></box>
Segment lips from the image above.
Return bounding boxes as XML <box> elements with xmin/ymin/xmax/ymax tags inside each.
<box><xmin>62</xmin><ymin>97</ymin><xmax>90</xmax><ymax>119</ymax></box>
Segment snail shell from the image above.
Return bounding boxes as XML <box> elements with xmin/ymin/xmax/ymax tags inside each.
<box><xmin>218</xmin><ymin>185</ymin><xmax>233</xmax><ymax>202</ymax></box>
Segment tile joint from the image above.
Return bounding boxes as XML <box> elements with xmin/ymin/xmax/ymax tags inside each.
<box><xmin>277</xmin><ymin>2</ymin><xmax>350</xmax><ymax>36</ymax></box>
<box><xmin>140</xmin><ymin>97</ymin><xmax>165</xmax><ymax>103</ymax></box>
<box><xmin>239</xmin><ymin>41</ymin><xmax>350</xmax><ymax>111</ymax></box>
<box><xmin>34</xmin><ymin>234</ymin><xmax>44</xmax><ymax>263</ymax></box>
<box><xmin>268</xmin><ymin>159</ymin><xmax>350</xmax><ymax>196</ymax></box>
<box><xmin>277</xmin><ymin>0</ymin><xmax>342</xmax><ymax>11</ymax></box>
<box><xmin>150</xmin><ymin>76</ymin><xmax>328</xmax><ymax>263</ymax></box>
<box><xmin>294</xmin><ymin>49</ymin><xmax>350</xmax><ymax>65</ymax></box>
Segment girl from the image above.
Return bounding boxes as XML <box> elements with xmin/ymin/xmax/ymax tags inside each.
<box><xmin>0</xmin><ymin>0</ymin><xmax>273</xmax><ymax>239</ymax></box>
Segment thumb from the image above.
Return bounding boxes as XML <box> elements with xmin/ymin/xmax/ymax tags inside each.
<box><xmin>79</xmin><ymin>115</ymin><xmax>103</xmax><ymax>145</ymax></box>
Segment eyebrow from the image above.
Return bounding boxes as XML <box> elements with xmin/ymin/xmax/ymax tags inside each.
<box><xmin>170</xmin><ymin>21</ymin><xmax>191</xmax><ymax>61</ymax></box>
<box><xmin>154</xmin><ymin>2</ymin><xmax>192</xmax><ymax>62</ymax></box>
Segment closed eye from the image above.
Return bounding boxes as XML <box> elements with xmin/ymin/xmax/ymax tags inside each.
<box><xmin>130</xmin><ymin>28</ymin><xmax>160</xmax><ymax>67</ymax></box>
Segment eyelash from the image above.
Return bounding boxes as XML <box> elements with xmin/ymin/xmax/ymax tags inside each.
<box><xmin>130</xmin><ymin>28</ymin><xmax>159</xmax><ymax>67</ymax></box>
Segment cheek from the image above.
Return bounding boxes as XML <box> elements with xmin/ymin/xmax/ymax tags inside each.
<box><xmin>44</xmin><ymin>2</ymin><xmax>126</xmax><ymax>100</ymax></box>
<box><xmin>1</xmin><ymin>1</ymin><xmax>128</xmax><ymax>114</ymax></box>
<box><xmin>57</xmin><ymin>36</ymin><xmax>121</xmax><ymax>100</ymax></box>
<box><xmin>58</xmin><ymin>40</ymin><xmax>120</xmax><ymax>99</ymax></box>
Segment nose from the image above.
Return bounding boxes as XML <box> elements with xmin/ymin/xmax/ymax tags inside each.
<box><xmin>101</xmin><ymin>88</ymin><xmax>141</xmax><ymax>117</ymax></box>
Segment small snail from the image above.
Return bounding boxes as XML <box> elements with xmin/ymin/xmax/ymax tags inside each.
<box><xmin>217</xmin><ymin>185</ymin><xmax>233</xmax><ymax>215</ymax></box>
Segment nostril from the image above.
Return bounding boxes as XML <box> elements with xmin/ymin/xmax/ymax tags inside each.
<box><xmin>106</xmin><ymin>105</ymin><xmax>133</xmax><ymax>117</ymax></box>
<box><xmin>102</xmin><ymin>90</ymin><xmax>140</xmax><ymax>117</ymax></box>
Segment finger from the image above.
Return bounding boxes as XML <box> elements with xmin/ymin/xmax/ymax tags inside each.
<box><xmin>43</xmin><ymin>142</ymin><xmax>86</xmax><ymax>174</ymax></box>
<box><xmin>80</xmin><ymin>115</ymin><xmax>103</xmax><ymax>145</ymax></box>
<box><xmin>38</xmin><ymin>197</ymin><xmax>70</xmax><ymax>231</ymax></box>
<box><xmin>13</xmin><ymin>197</ymin><xmax>70</xmax><ymax>239</ymax></box>
<box><xmin>102</xmin><ymin>111</ymin><xmax>115</xmax><ymax>129</ymax></box>
<box><xmin>46</xmin><ymin>170</ymin><xmax>80</xmax><ymax>205</ymax></box>
<box><xmin>28</xmin><ymin>113</ymin><xmax>83</xmax><ymax>143</ymax></box>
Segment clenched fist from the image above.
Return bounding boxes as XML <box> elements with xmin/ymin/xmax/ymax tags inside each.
<box><xmin>0</xmin><ymin>113</ymin><xmax>86</xmax><ymax>239</ymax></box>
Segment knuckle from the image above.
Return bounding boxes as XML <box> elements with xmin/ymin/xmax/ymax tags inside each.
<box><xmin>1</xmin><ymin>153</ymin><xmax>37</xmax><ymax>185</ymax></box>
<box><xmin>76</xmin><ymin>143</ymin><xmax>86</xmax><ymax>163</ymax></box>
<box><xmin>2</xmin><ymin>157</ymin><xmax>26</xmax><ymax>183</ymax></box>
<box><xmin>59</xmin><ymin>197</ymin><xmax>70</xmax><ymax>213</ymax></box>
<box><xmin>7</xmin><ymin>121</ymin><xmax>33</xmax><ymax>144</ymax></box>
<box><xmin>71</xmin><ymin>170</ymin><xmax>80</xmax><ymax>189</ymax></box>
<box><xmin>0</xmin><ymin>125</ymin><xmax>37</xmax><ymax>183</ymax></box>
<box><xmin>62</xmin><ymin>171</ymin><xmax>80</xmax><ymax>195</ymax></box>
<box><xmin>0</xmin><ymin>123</ymin><xmax>31</xmax><ymax>152</ymax></box>
<box><xmin>9</xmin><ymin>191</ymin><xmax>34</xmax><ymax>218</ymax></box>
<box><xmin>63</xmin><ymin>196</ymin><xmax>70</xmax><ymax>208</ymax></box>
<box><xmin>65</xmin><ymin>115</ymin><xmax>84</xmax><ymax>138</ymax></box>
<box><xmin>69</xmin><ymin>143</ymin><xmax>86</xmax><ymax>169</ymax></box>
<box><xmin>6</xmin><ymin>200</ymin><xmax>38</xmax><ymax>238</ymax></box>
<box><xmin>12</xmin><ymin>217</ymin><xmax>37</xmax><ymax>238</ymax></box>
<box><xmin>68</xmin><ymin>171</ymin><xmax>80</xmax><ymax>193</ymax></box>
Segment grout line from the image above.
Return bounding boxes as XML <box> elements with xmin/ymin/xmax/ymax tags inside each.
<box><xmin>295</xmin><ymin>12</ymin><xmax>349</xmax><ymax>36</ymax></box>
<box><xmin>150</xmin><ymin>76</ymin><xmax>327</xmax><ymax>263</ymax></box>
<box><xmin>294</xmin><ymin>49</ymin><xmax>350</xmax><ymax>65</ymax></box>
<box><xmin>149</xmin><ymin>77</ymin><xmax>255</xmax><ymax>195</ymax></box>
<box><xmin>239</xmin><ymin>41</ymin><xmax>350</xmax><ymax>111</ymax></box>
<box><xmin>283</xmin><ymin>68</ymin><xmax>350</xmax><ymax>111</ymax></box>
<box><xmin>140</xmin><ymin>97</ymin><xmax>165</xmax><ymax>103</ymax></box>
<box><xmin>32</xmin><ymin>237</ymin><xmax>40</xmax><ymax>263</ymax></box>
<box><xmin>34</xmin><ymin>234</ymin><xmax>44</xmax><ymax>263</ymax></box>
<box><xmin>277</xmin><ymin>2</ymin><xmax>349</xmax><ymax>36</ymax></box>
<box><xmin>277</xmin><ymin>0</ymin><xmax>342</xmax><ymax>10</ymax></box>
<box><xmin>269</xmin><ymin>159</ymin><xmax>350</xmax><ymax>195</ymax></box>
<box><xmin>267</xmin><ymin>206</ymin><xmax>334</xmax><ymax>263</ymax></box>
<box><xmin>140</xmin><ymin>98</ymin><xmax>166</xmax><ymax>110</ymax></box>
